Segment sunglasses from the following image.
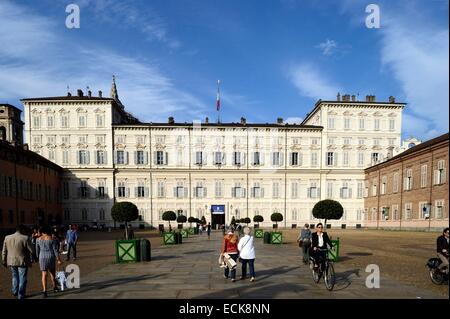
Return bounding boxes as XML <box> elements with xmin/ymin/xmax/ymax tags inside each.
<box><xmin>317</xmin><ymin>226</ymin><xmax>323</xmax><ymax>228</ymax></box>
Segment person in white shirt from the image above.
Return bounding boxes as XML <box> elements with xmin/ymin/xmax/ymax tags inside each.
<box><xmin>238</xmin><ymin>227</ymin><xmax>256</xmax><ymax>282</ymax></box>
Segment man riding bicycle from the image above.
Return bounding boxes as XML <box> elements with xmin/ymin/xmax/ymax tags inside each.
<box><xmin>436</xmin><ymin>227</ymin><xmax>449</xmax><ymax>274</ymax></box>
<box><xmin>310</xmin><ymin>223</ymin><xmax>333</xmax><ymax>269</ymax></box>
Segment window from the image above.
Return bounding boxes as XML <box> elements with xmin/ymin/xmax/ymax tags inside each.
<box><xmin>61</xmin><ymin>135</ymin><xmax>70</xmax><ymax>144</ymax></box>
<box><xmin>232</xmin><ymin>183</ymin><xmax>245</xmax><ymax>198</ymax></box>
<box><xmin>290</xmin><ymin>152</ymin><xmax>301</xmax><ymax>166</ymax></box>
<box><xmin>344</xmin><ymin>117</ymin><xmax>351</xmax><ymax>129</ymax></box>
<box><xmin>374</xmin><ymin>119</ymin><xmax>380</xmax><ymax>131</ymax></box>
<box><xmin>357</xmin><ymin>209</ymin><xmax>363</xmax><ymax>221</ymax></box>
<box><xmin>357</xmin><ymin>182</ymin><xmax>363</xmax><ymax>198</ymax></box>
<box><xmin>251</xmin><ymin>182</ymin><xmax>263</xmax><ymax>198</ymax></box>
<box><xmin>311</xmin><ymin>152</ymin><xmax>318</xmax><ymax>167</ymax></box>
<box><xmin>435</xmin><ymin>200</ymin><xmax>444</xmax><ymax>219</ymax></box>
<box><xmin>156</xmin><ymin>135</ymin><xmax>165</xmax><ymax>144</ymax></box>
<box><xmin>393</xmin><ymin>172</ymin><xmax>399</xmax><ymax>193</ymax></box>
<box><xmin>136</xmin><ymin>183</ymin><xmax>146</xmax><ymax>198</ymax></box>
<box><xmin>358</xmin><ymin>152</ymin><xmax>364</xmax><ymax>166</ymax></box>
<box><xmin>135</xmin><ymin>150</ymin><xmax>146</xmax><ymax>165</ymax></box>
<box><xmin>136</xmin><ymin>135</ymin><xmax>146</xmax><ymax>145</ymax></box>
<box><xmin>373</xmin><ymin>138</ymin><xmax>381</xmax><ymax>146</ymax></box>
<box><xmin>292</xmin><ymin>137</ymin><xmax>300</xmax><ymax>145</ymax></box>
<box><xmin>78</xmin><ymin>150</ymin><xmax>89</xmax><ymax>165</ymax></box>
<box><xmin>404</xmin><ymin>169</ymin><xmax>413</xmax><ymax>191</ymax></box>
<box><xmin>434</xmin><ymin>160</ymin><xmax>446</xmax><ymax>185</ymax></box>
<box><xmin>97</xmin><ymin>180</ymin><xmax>106</xmax><ymax>198</ymax></box>
<box><xmin>404</xmin><ymin>203</ymin><xmax>412</xmax><ymax>220</ymax></box>
<box><xmin>96</xmin><ymin>135</ymin><xmax>105</xmax><ymax>145</ymax></box>
<box><xmin>117</xmin><ymin>182</ymin><xmax>126</xmax><ymax>198</ymax></box>
<box><xmin>78</xmin><ymin>115</ymin><xmax>86</xmax><ymax>127</ymax></box>
<box><xmin>176</xmin><ymin>135</ymin><xmax>184</xmax><ymax>144</ymax></box>
<box><xmin>47</xmin><ymin>135</ymin><xmax>56</xmax><ymax>144</ymax></box>
<box><xmin>358</xmin><ymin>138</ymin><xmax>365</xmax><ymax>145</ymax></box>
<box><xmin>215</xmin><ymin>180</ymin><xmax>223</xmax><ymax>197</ymax></box>
<box><xmin>421</xmin><ymin>165</ymin><xmax>427</xmax><ymax>188</ymax></box>
<box><xmin>195</xmin><ymin>151</ymin><xmax>203</xmax><ymax>165</ymax></box>
<box><xmin>388</xmin><ymin>138</ymin><xmax>396</xmax><ymax>146</ymax></box>
<box><xmin>214</xmin><ymin>151</ymin><xmax>223</xmax><ymax>165</ymax></box>
<box><xmin>78</xmin><ymin>135</ymin><xmax>87</xmax><ymax>144</ymax></box>
<box><xmin>341</xmin><ymin>181</ymin><xmax>352</xmax><ymax>199</ymax></box>
<box><xmin>155</xmin><ymin>151</ymin><xmax>167</xmax><ymax>165</ymax></box>
<box><xmin>359</xmin><ymin>118</ymin><xmax>365</xmax><ymax>130</ymax></box>
<box><xmin>63</xmin><ymin>182</ymin><xmax>69</xmax><ymax>199</ymax></box>
<box><xmin>371</xmin><ymin>153</ymin><xmax>379</xmax><ymax>164</ymax></box>
<box><xmin>233</xmin><ymin>152</ymin><xmax>242</xmax><ymax>166</ymax></box>
<box><xmin>61</xmin><ymin>115</ymin><xmax>68</xmax><ymax>128</ymax></box>
<box><xmin>80</xmin><ymin>181</ymin><xmax>88</xmax><ymax>198</ymax></box>
<box><xmin>116</xmin><ymin>135</ymin><xmax>125</xmax><ymax>144</ymax></box>
<box><xmin>311</xmin><ymin>138</ymin><xmax>319</xmax><ymax>145</ymax></box>
<box><xmin>48</xmin><ymin>150</ymin><xmax>55</xmax><ymax>161</ymax></box>
<box><xmin>343</xmin><ymin>152</ymin><xmax>349</xmax><ymax>167</ymax></box>
<box><xmin>96</xmin><ymin>150</ymin><xmax>106</xmax><ymax>165</ymax></box>
<box><xmin>157</xmin><ymin>181</ymin><xmax>165</xmax><ymax>198</ymax></box>
<box><xmin>175</xmin><ymin>183</ymin><xmax>186</xmax><ymax>198</ymax></box>
<box><xmin>81</xmin><ymin>208</ymin><xmax>88</xmax><ymax>221</ymax></box>
<box><xmin>389</xmin><ymin>119</ymin><xmax>395</xmax><ymax>131</ymax></box>
<box><xmin>33</xmin><ymin>116</ymin><xmax>41</xmax><ymax>128</ymax></box>
<box><xmin>328</xmin><ymin>117</ymin><xmax>335</xmax><ymax>129</ymax></box>
<box><xmin>33</xmin><ymin>135</ymin><xmax>42</xmax><ymax>144</ymax></box>
<box><xmin>328</xmin><ymin>138</ymin><xmax>335</xmax><ymax>145</ymax></box>
<box><xmin>327</xmin><ymin>181</ymin><xmax>333</xmax><ymax>198</ymax></box>
<box><xmin>47</xmin><ymin>115</ymin><xmax>54</xmax><ymax>128</ymax></box>
<box><xmin>343</xmin><ymin>138</ymin><xmax>351</xmax><ymax>145</ymax></box>
<box><xmin>392</xmin><ymin>205</ymin><xmax>399</xmax><ymax>220</ymax></box>
<box><xmin>116</xmin><ymin>150</ymin><xmax>126</xmax><ymax>165</ymax></box>
<box><xmin>419</xmin><ymin>202</ymin><xmax>430</xmax><ymax>219</ymax></box>
<box><xmin>96</xmin><ymin>114</ymin><xmax>104</xmax><ymax>127</ymax></box>
<box><xmin>99</xmin><ymin>209</ymin><xmax>105</xmax><ymax>221</ymax></box>
<box><xmin>291</xmin><ymin>209</ymin><xmax>298</xmax><ymax>221</ymax></box>
<box><xmin>381</xmin><ymin>176</ymin><xmax>387</xmax><ymax>195</ymax></box>
<box><xmin>326</xmin><ymin>152</ymin><xmax>335</xmax><ymax>166</ymax></box>
<box><xmin>308</xmin><ymin>182</ymin><xmax>319</xmax><ymax>198</ymax></box>
<box><xmin>272</xmin><ymin>182</ymin><xmax>280</xmax><ymax>198</ymax></box>
<box><xmin>253</xmin><ymin>152</ymin><xmax>261</xmax><ymax>165</ymax></box>
<box><xmin>372</xmin><ymin>179</ymin><xmax>377</xmax><ymax>196</ymax></box>
<box><xmin>272</xmin><ymin>152</ymin><xmax>281</xmax><ymax>166</ymax></box>
<box><xmin>291</xmin><ymin>181</ymin><xmax>298</xmax><ymax>198</ymax></box>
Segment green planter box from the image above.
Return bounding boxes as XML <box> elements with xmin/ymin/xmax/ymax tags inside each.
<box><xmin>263</xmin><ymin>232</ymin><xmax>271</xmax><ymax>244</ymax></box>
<box><xmin>163</xmin><ymin>232</ymin><xmax>176</xmax><ymax>245</ymax></box>
<box><xmin>115</xmin><ymin>239</ymin><xmax>140</xmax><ymax>263</ymax></box>
<box><xmin>188</xmin><ymin>227</ymin><xmax>195</xmax><ymax>235</ymax></box>
<box><xmin>328</xmin><ymin>238</ymin><xmax>340</xmax><ymax>262</ymax></box>
<box><xmin>254</xmin><ymin>229</ymin><xmax>264</xmax><ymax>238</ymax></box>
<box><xmin>181</xmin><ymin>229</ymin><xmax>189</xmax><ymax>238</ymax></box>
<box><xmin>271</xmin><ymin>232</ymin><xmax>283</xmax><ymax>244</ymax></box>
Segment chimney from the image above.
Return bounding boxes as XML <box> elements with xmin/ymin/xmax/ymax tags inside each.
<box><xmin>351</xmin><ymin>95</ymin><xmax>356</xmax><ymax>102</ymax></box>
<box><xmin>277</xmin><ymin>117</ymin><xmax>283</xmax><ymax>124</ymax></box>
<box><xmin>389</xmin><ymin>96</ymin><xmax>395</xmax><ymax>103</ymax></box>
<box><xmin>366</xmin><ymin>95</ymin><xmax>371</xmax><ymax>102</ymax></box>
<box><xmin>205</xmin><ymin>117</ymin><xmax>209</xmax><ymax>124</ymax></box>
<box><xmin>240</xmin><ymin>117</ymin><xmax>246</xmax><ymax>125</ymax></box>
<box><xmin>77</xmin><ymin>89</ymin><xmax>83</xmax><ymax>97</ymax></box>
<box><xmin>336</xmin><ymin>92</ymin><xmax>341</xmax><ymax>101</ymax></box>
<box><xmin>342</xmin><ymin>94</ymin><xmax>350</xmax><ymax>102</ymax></box>
<box><xmin>168</xmin><ymin>116</ymin><xmax>175</xmax><ymax>124</ymax></box>
<box><xmin>67</xmin><ymin>92</ymin><xmax>72</xmax><ymax>97</ymax></box>
<box><xmin>98</xmin><ymin>90</ymin><xmax>103</xmax><ymax>98</ymax></box>
<box><xmin>88</xmin><ymin>90</ymin><xmax>92</xmax><ymax>98</ymax></box>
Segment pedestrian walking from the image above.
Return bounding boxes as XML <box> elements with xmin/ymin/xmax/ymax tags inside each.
<box><xmin>1</xmin><ymin>224</ymin><xmax>34</xmax><ymax>299</ymax></box>
<box><xmin>238</xmin><ymin>227</ymin><xmax>256</xmax><ymax>282</ymax></box>
<box><xmin>36</xmin><ymin>226</ymin><xmax>63</xmax><ymax>297</ymax></box>
<box><xmin>199</xmin><ymin>224</ymin><xmax>203</xmax><ymax>235</ymax></box>
<box><xmin>221</xmin><ymin>230</ymin><xmax>239</xmax><ymax>282</ymax></box>
<box><xmin>207</xmin><ymin>222</ymin><xmax>211</xmax><ymax>239</ymax></box>
<box><xmin>65</xmin><ymin>225</ymin><xmax>78</xmax><ymax>261</ymax></box>
<box><xmin>297</xmin><ymin>223</ymin><xmax>312</xmax><ymax>264</ymax></box>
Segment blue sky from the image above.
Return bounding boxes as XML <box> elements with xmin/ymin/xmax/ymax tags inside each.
<box><xmin>0</xmin><ymin>0</ymin><xmax>448</xmax><ymax>140</ymax></box>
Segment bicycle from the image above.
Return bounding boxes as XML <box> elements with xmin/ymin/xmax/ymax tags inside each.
<box><xmin>309</xmin><ymin>248</ymin><xmax>335</xmax><ymax>291</ymax></box>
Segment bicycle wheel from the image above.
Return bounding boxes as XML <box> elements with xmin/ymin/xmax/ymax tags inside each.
<box><xmin>324</xmin><ymin>262</ymin><xmax>335</xmax><ymax>291</ymax></box>
<box><xmin>429</xmin><ymin>269</ymin><xmax>444</xmax><ymax>285</ymax></box>
<box><xmin>310</xmin><ymin>261</ymin><xmax>320</xmax><ymax>283</ymax></box>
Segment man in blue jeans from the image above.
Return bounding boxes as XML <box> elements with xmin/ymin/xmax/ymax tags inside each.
<box><xmin>66</xmin><ymin>225</ymin><xmax>78</xmax><ymax>261</ymax></box>
<box><xmin>2</xmin><ymin>224</ymin><xmax>34</xmax><ymax>299</ymax></box>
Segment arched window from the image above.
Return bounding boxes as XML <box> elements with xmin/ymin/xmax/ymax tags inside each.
<box><xmin>0</xmin><ymin>126</ymin><xmax>6</xmax><ymax>141</ymax></box>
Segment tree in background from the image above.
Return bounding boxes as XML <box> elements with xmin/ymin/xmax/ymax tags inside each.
<box><xmin>111</xmin><ymin>202</ymin><xmax>139</xmax><ymax>239</ymax></box>
<box><xmin>312</xmin><ymin>199</ymin><xmax>344</xmax><ymax>230</ymax></box>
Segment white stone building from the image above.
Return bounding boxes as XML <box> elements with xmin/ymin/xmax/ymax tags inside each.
<box><xmin>22</xmin><ymin>82</ymin><xmax>405</xmax><ymax>229</ymax></box>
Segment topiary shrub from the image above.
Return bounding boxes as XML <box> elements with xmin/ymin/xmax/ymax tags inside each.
<box><xmin>111</xmin><ymin>202</ymin><xmax>139</xmax><ymax>239</ymax></box>
<box><xmin>312</xmin><ymin>199</ymin><xmax>344</xmax><ymax>230</ymax></box>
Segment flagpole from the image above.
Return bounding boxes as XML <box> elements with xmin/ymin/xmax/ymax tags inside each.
<box><xmin>217</xmin><ymin>80</ymin><xmax>220</xmax><ymax>124</ymax></box>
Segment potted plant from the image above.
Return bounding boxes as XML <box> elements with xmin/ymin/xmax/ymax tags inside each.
<box><xmin>270</xmin><ymin>212</ymin><xmax>283</xmax><ymax>244</ymax></box>
<box><xmin>270</xmin><ymin>212</ymin><xmax>283</xmax><ymax>229</ymax></box>
<box><xmin>312</xmin><ymin>199</ymin><xmax>344</xmax><ymax>230</ymax></box>
<box><xmin>188</xmin><ymin>216</ymin><xmax>196</xmax><ymax>234</ymax></box>
<box><xmin>162</xmin><ymin>211</ymin><xmax>177</xmax><ymax>231</ymax></box>
<box><xmin>243</xmin><ymin>217</ymin><xmax>251</xmax><ymax>226</ymax></box>
<box><xmin>111</xmin><ymin>202</ymin><xmax>138</xmax><ymax>240</ymax></box>
<box><xmin>253</xmin><ymin>215</ymin><xmax>264</xmax><ymax>229</ymax></box>
<box><xmin>177</xmin><ymin>214</ymin><xmax>187</xmax><ymax>229</ymax></box>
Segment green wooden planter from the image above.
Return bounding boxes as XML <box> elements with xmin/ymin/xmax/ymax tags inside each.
<box><xmin>328</xmin><ymin>238</ymin><xmax>340</xmax><ymax>262</ymax></box>
<box><xmin>181</xmin><ymin>229</ymin><xmax>189</xmax><ymax>238</ymax></box>
<box><xmin>271</xmin><ymin>232</ymin><xmax>283</xmax><ymax>244</ymax></box>
<box><xmin>115</xmin><ymin>240</ymin><xmax>140</xmax><ymax>263</ymax></box>
<box><xmin>188</xmin><ymin>227</ymin><xmax>195</xmax><ymax>235</ymax></box>
<box><xmin>254</xmin><ymin>229</ymin><xmax>264</xmax><ymax>238</ymax></box>
<box><xmin>163</xmin><ymin>232</ymin><xmax>176</xmax><ymax>245</ymax></box>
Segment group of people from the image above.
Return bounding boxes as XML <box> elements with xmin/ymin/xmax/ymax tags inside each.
<box><xmin>221</xmin><ymin>227</ymin><xmax>256</xmax><ymax>282</ymax></box>
<box><xmin>198</xmin><ymin>222</ymin><xmax>212</xmax><ymax>238</ymax></box>
<box><xmin>1</xmin><ymin>224</ymin><xmax>79</xmax><ymax>299</ymax></box>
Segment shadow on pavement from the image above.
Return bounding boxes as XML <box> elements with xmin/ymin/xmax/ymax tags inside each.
<box><xmin>333</xmin><ymin>268</ymin><xmax>360</xmax><ymax>291</ymax></box>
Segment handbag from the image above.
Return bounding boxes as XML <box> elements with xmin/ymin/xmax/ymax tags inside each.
<box><xmin>56</xmin><ymin>268</ymin><xmax>67</xmax><ymax>291</ymax></box>
<box><xmin>223</xmin><ymin>253</ymin><xmax>237</xmax><ymax>270</ymax></box>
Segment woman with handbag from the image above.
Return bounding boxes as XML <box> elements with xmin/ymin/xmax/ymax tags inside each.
<box><xmin>238</xmin><ymin>227</ymin><xmax>256</xmax><ymax>282</ymax></box>
<box><xmin>297</xmin><ymin>223</ymin><xmax>311</xmax><ymax>264</ymax></box>
<box><xmin>221</xmin><ymin>230</ymin><xmax>239</xmax><ymax>282</ymax></box>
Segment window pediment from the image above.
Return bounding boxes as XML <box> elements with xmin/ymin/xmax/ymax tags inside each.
<box><xmin>76</xmin><ymin>108</ymin><xmax>88</xmax><ymax>113</ymax></box>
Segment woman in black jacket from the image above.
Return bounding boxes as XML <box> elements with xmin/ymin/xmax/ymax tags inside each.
<box><xmin>310</xmin><ymin>223</ymin><xmax>333</xmax><ymax>268</ymax></box>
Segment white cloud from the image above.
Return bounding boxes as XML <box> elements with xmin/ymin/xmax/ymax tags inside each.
<box><xmin>317</xmin><ymin>39</ymin><xmax>338</xmax><ymax>56</ymax></box>
<box><xmin>285</xmin><ymin>117</ymin><xmax>303</xmax><ymax>124</ymax></box>
<box><xmin>287</xmin><ymin>63</ymin><xmax>342</xmax><ymax>100</ymax></box>
<box><xmin>380</xmin><ymin>12</ymin><xmax>449</xmax><ymax>139</ymax></box>
<box><xmin>0</xmin><ymin>1</ymin><xmax>205</xmax><ymax>122</ymax></box>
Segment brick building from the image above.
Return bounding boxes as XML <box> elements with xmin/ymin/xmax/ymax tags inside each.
<box><xmin>364</xmin><ymin>133</ymin><xmax>449</xmax><ymax>230</ymax></box>
<box><xmin>0</xmin><ymin>141</ymin><xmax>63</xmax><ymax>233</ymax></box>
